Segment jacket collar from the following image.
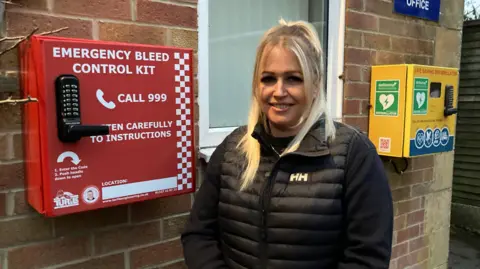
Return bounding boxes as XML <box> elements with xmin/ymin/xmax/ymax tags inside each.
<box><xmin>251</xmin><ymin>119</ymin><xmax>330</xmax><ymax>156</ymax></box>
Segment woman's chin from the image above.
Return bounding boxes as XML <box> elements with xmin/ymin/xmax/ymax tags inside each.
<box><xmin>267</xmin><ymin>117</ymin><xmax>302</xmax><ymax>135</ymax></box>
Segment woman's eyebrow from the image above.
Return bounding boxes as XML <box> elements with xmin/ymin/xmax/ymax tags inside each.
<box><xmin>261</xmin><ymin>70</ymin><xmax>302</xmax><ymax>75</ymax></box>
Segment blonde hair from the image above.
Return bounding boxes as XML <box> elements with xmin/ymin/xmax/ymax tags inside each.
<box><xmin>237</xmin><ymin>18</ymin><xmax>336</xmax><ymax>191</ymax></box>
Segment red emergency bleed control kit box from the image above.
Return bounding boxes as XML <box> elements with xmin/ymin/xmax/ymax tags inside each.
<box><xmin>19</xmin><ymin>35</ymin><xmax>196</xmax><ymax>217</ymax></box>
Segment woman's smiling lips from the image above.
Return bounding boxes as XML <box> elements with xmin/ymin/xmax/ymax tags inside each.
<box><xmin>269</xmin><ymin>103</ymin><xmax>294</xmax><ymax>112</ymax></box>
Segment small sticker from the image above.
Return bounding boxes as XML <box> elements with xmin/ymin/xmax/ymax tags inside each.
<box><xmin>374</xmin><ymin>80</ymin><xmax>400</xmax><ymax>117</ymax></box>
<box><xmin>415</xmin><ymin>129</ymin><xmax>425</xmax><ymax>149</ymax></box>
<box><xmin>424</xmin><ymin>128</ymin><xmax>433</xmax><ymax>148</ymax></box>
<box><xmin>440</xmin><ymin>127</ymin><xmax>450</xmax><ymax>146</ymax></box>
<box><xmin>53</xmin><ymin>190</ymin><xmax>79</xmax><ymax>209</ymax></box>
<box><xmin>379</xmin><ymin>137</ymin><xmax>391</xmax><ymax>152</ymax></box>
<box><xmin>413</xmin><ymin>77</ymin><xmax>429</xmax><ymax>115</ymax></box>
<box><xmin>82</xmin><ymin>186</ymin><xmax>100</xmax><ymax>205</ymax></box>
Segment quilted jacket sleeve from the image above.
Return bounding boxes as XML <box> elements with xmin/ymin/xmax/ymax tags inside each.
<box><xmin>337</xmin><ymin>132</ymin><xmax>394</xmax><ymax>269</ymax></box>
<box><xmin>181</xmin><ymin>138</ymin><xmax>230</xmax><ymax>269</ymax></box>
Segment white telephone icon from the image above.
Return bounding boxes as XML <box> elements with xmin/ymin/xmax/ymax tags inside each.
<box><xmin>96</xmin><ymin>89</ymin><xmax>116</xmax><ymax>110</ymax></box>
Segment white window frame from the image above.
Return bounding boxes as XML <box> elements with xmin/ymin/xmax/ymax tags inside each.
<box><xmin>197</xmin><ymin>0</ymin><xmax>345</xmax><ymax>160</ymax></box>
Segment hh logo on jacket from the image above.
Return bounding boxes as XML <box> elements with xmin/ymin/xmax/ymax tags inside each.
<box><xmin>289</xmin><ymin>173</ymin><xmax>308</xmax><ymax>182</ymax></box>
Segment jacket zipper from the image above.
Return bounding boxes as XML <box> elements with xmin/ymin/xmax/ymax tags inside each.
<box><xmin>259</xmin><ymin>145</ymin><xmax>280</xmax><ymax>269</ymax></box>
<box><xmin>253</xmin><ymin>133</ymin><xmax>330</xmax><ymax>268</ymax></box>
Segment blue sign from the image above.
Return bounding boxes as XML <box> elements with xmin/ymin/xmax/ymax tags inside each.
<box><xmin>393</xmin><ymin>0</ymin><xmax>441</xmax><ymax>22</ymax></box>
<box><xmin>410</xmin><ymin>127</ymin><xmax>454</xmax><ymax>156</ymax></box>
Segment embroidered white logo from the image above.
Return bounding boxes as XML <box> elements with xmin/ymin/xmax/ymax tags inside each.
<box><xmin>289</xmin><ymin>173</ymin><xmax>308</xmax><ymax>182</ymax></box>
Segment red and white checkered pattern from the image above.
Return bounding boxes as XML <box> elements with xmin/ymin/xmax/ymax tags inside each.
<box><xmin>174</xmin><ymin>52</ymin><xmax>193</xmax><ymax>191</ymax></box>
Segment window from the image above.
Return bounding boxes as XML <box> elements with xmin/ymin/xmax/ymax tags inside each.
<box><xmin>198</xmin><ymin>0</ymin><xmax>345</xmax><ymax>157</ymax></box>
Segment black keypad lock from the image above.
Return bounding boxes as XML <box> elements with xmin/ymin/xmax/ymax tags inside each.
<box><xmin>55</xmin><ymin>75</ymin><xmax>109</xmax><ymax>143</ymax></box>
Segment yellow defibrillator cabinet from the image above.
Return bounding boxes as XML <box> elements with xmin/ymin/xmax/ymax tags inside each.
<box><xmin>368</xmin><ymin>64</ymin><xmax>459</xmax><ymax>158</ymax></box>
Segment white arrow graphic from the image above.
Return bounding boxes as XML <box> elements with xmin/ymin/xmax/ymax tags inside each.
<box><xmin>57</xmin><ymin>151</ymin><xmax>81</xmax><ymax>165</ymax></box>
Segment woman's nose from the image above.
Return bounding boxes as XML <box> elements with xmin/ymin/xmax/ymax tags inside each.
<box><xmin>273</xmin><ymin>79</ymin><xmax>287</xmax><ymax>96</ymax></box>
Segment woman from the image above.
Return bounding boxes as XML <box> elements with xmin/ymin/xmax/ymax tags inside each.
<box><xmin>181</xmin><ymin>19</ymin><xmax>393</xmax><ymax>269</ymax></box>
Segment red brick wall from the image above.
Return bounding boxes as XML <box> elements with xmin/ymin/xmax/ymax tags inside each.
<box><xmin>343</xmin><ymin>1</ymin><xmax>462</xmax><ymax>269</ymax></box>
<box><xmin>0</xmin><ymin>1</ymin><xmax>197</xmax><ymax>268</ymax></box>
<box><xmin>343</xmin><ymin>0</ymin><xmax>436</xmax><ymax>132</ymax></box>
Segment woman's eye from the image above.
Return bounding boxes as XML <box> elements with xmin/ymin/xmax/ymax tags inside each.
<box><xmin>261</xmin><ymin>76</ymin><xmax>277</xmax><ymax>84</ymax></box>
<box><xmin>287</xmin><ymin>76</ymin><xmax>303</xmax><ymax>83</ymax></box>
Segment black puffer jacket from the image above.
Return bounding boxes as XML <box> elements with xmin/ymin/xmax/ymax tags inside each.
<box><xmin>181</xmin><ymin>121</ymin><xmax>393</xmax><ymax>269</ymax></box>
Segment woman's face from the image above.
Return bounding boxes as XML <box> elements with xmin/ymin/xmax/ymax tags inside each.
<box><xmin>259</xmin><ymin>46</ymin><xmax>307</xmax><ymax>137</ymax></box>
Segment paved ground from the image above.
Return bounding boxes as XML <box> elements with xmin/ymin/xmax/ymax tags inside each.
<box><xmin>448</xmin><ymin>227</ymin><xmax>480</xmax><ymax>269</ymax></box>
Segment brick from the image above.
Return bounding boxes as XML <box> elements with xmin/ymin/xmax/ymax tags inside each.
<box><xmin>365</xmin><ymin>0</ymin><xmax>395</xmax><ymax>18</ymax></box>
<box><xmin>400</xmin><ymin>170</ymin><xmax>425</xmax><ymax>186</ymax></box>
<box><xmin>194</xmin><ymin>53</ymin><xmax>198</xmax><ymax>77</ymax></box>
<box><xmin>376</xmin><ymin>51</ymin><xmax>404</xmax><ymax>65</ymax></box>
<box><xmin>131</xmin><ymin>194</ymin><xmax>191</xmax><ymax>222</ymax></box>
<box><xmin>130</xmin><ymin>239</ymin><xmax>183</xmax><ymax>269</ymax></box>
<box><xmin>392</xmin><ymin>242</ymin><xmax>408</xmax><ymax>259</ymax></box>
<box><xmin>8</xmin><ymin>235</ymin><xmax>91</xmax><ymax>269</ymax></box>
<box><xmin>0</xmin><ymin>193</ymin><xmax>5</xmax><ymax>217</ymax></box>
<box><xmin>0</xmin><ymin>93</ymin><xmax>22</xmax><ymax>130</ymax></box>
<box><xmin>404</xmin><ymin>55</ymin><xmax>432</xmax><ymax>65</ymax></box>
<box><xmin>163</xmin><ymin>260</ymin><xmax>188</xmax><ymax>269</ymax></box>
<box><xmin>0</xmin><ymin>134</ymin><xmax>9</xmax><ymax>160</ymax></box>
<box><xmin>391</xmin><ymin>37</ymin><xmax>434</xmax><ymax>55</ymax></box>
<box><xmin>99</xmin><ymin>22</ymin><xmax>167</xmax><ymax>45</ymax></box>
<box><xmin>12</xmin><ymin>133</ymin><xmax>23</xmax><ymax>160</ymax></box>
<box><xmin>0</xmin><ymin>72</ymin><xmax>20</xmax><ymax>94</ymax></box>
<box><xmin>0</xmin><ymin>162</ymin><xmax>24</xmax><ymax>190</ymax></box>
<box><xmin>54</xmin><ymin>205</ymin><xmax>128</xmax><ymax>236</ymax></box>
<box><xmin>396</xmin><ymin>224</ymin><xmax>420</xmax><ymax>244</ymax></box>
<box><xmin>345</xmin><ymin>30</ymin><xmax>362</xmax><ymax>47</ymax></box>
<box><xmin>413</xmin><ymin>156</ymin><xmax>434</xmax><ymax>170</ymax></box>
<box><xmin>411</xmin><ymin>183</ymin><xmax>429</xmax><ymax>197</ymax></box>
<box><xmin>0</xmin><ymin>42</ymin><xmax>20</xmax><ymax>71</ymax></box>
<box><xmin>57</xmin><ymin>254</ymin><xmax>125</xmax><ymax>269</ymax></box>
<box><xmin>163</xmin><ymin>215</ymin><xmax>189</xmax><ymax>240</ymax></box>
<box><xmin>13</xmin><ymin>191</ymin><xmax>34</xmax><ymax>215</ymax></box>
<box><xmin>54</xmin><ymin>0</ymin><xmax>130</xmax><ymax>20</ymax></box>
<box><xmin>0</xmin><ymin>216</ymin><xmax>52</xmax><ymax>247</ymax></box>
<box><xmin>343</xmin><ymin>116</ymin><xmax>368</xmax><ymax>132</ymax></box>
<box><xmin>423</xmin><ymin>168</ymin><xmax>433</xmax><ymax>181</ymax></box>
<box><xmin>389</xmin><ymin>259</ymin><xmax>397</xmax><ymax>269</ymax></box>
<box><xmin>346</xmin><ymin>11</ymin><xmax>378</xmax><ymax>31</ymax></box>
<box><xmin>344</xmin><ymin>82</ymin><xmax>370</xmax><ymax>99</ymax></box>
<box><xmin>170</xmin><ymin>29</ymin><xmax>198</xmax><ymax>50</ymax></box>
<box><xmin>394</xmin><ymin>214</ymin><xmax>406</xmax><ymax>231</ymax></box>
<box><xmin>347</xmin><ymin>0</ymin><xmax>363</xmax><ymax>11</ymax></box>
<box><xmin>6</xmin><ymin>11</ymin><xmax>92</xmax><ymax>38</ymax></box>
<box><xmin>409</xmin><ymin>235</ymin><xmax>428</xmax><ymax>252</ymax></box>
<box><xmin>379</xmin><ymin>18</ymin><xmax>436</xmax><ymax>40</ymax></box>
<box><xmin>194</xmin><ymin>79</ymin><xmax>198</xmax><ymax>100</ymax></box>
<box><xmin>360</xmin><ymin>100</ymin><xmax>369</xmax><ymax>115</ymax></box>
<box><xmin>395</xmin><ymin>197</ymin><xmax>421</xmax><ymax>216</ymax></box>
<box><xmin>172</xmin><ymin>0</ymin><xmax>197</xmax><ymax>3</ymax></box>
<box><xmin>345</xmin><ymin>65</ymin><xmax>362</xmax><ymax>82</ymax></box>
<box><xmin>363</xmin><ymin>33</ymin><xmax>391</xmax><ymax>50</ymax></box>
<box><xmin>409</xmin><ymin>260</ymin><xmax>428</xmax><ymax>269</ymax></box>
<box><xmin>137</xmin><ymin>0</ymin><xmax>197</xmax><ymax>28</ymax></box>
<box><xmin>345</xmin><ymin>48</ymin><xmax>376</xmax><ymax>65</ymax></box>
<box><xmin>94</xmin><ymin>221</ymin><xmax>161</xmax><ymax>254</ymax></box>
<box><xmin>343</xmin><ymin>99</ymin><xmax>361</xmax><ymax>115</ymax></box>
<box><xmin>194</xmin><ymin>124</ymin><xmax>199</xmax><ymax>150</ymax></box>
<box><xmin>397</xmin><ymin>247</ymin><xmax>429</xmax><ymax>268</ymax></box>
<box><xmin>392</xmin><ymin>186</ymin><xmax>411</xmax><ymax>201</ymax></box>
<box><xmin>8</xmin><ymin>0</ymin><xmax>48</xmax><ymax>10</ymax></box>
<box><xmin>407</xmin><ymin>209</ymin><xmax>425</xmax><ymax>226</ymax></box>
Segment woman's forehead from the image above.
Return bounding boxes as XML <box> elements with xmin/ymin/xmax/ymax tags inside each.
<box><xmin>260</xmin><ymin>46</ymin><xmax>302</xmax><ymax>73</ymax></box>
